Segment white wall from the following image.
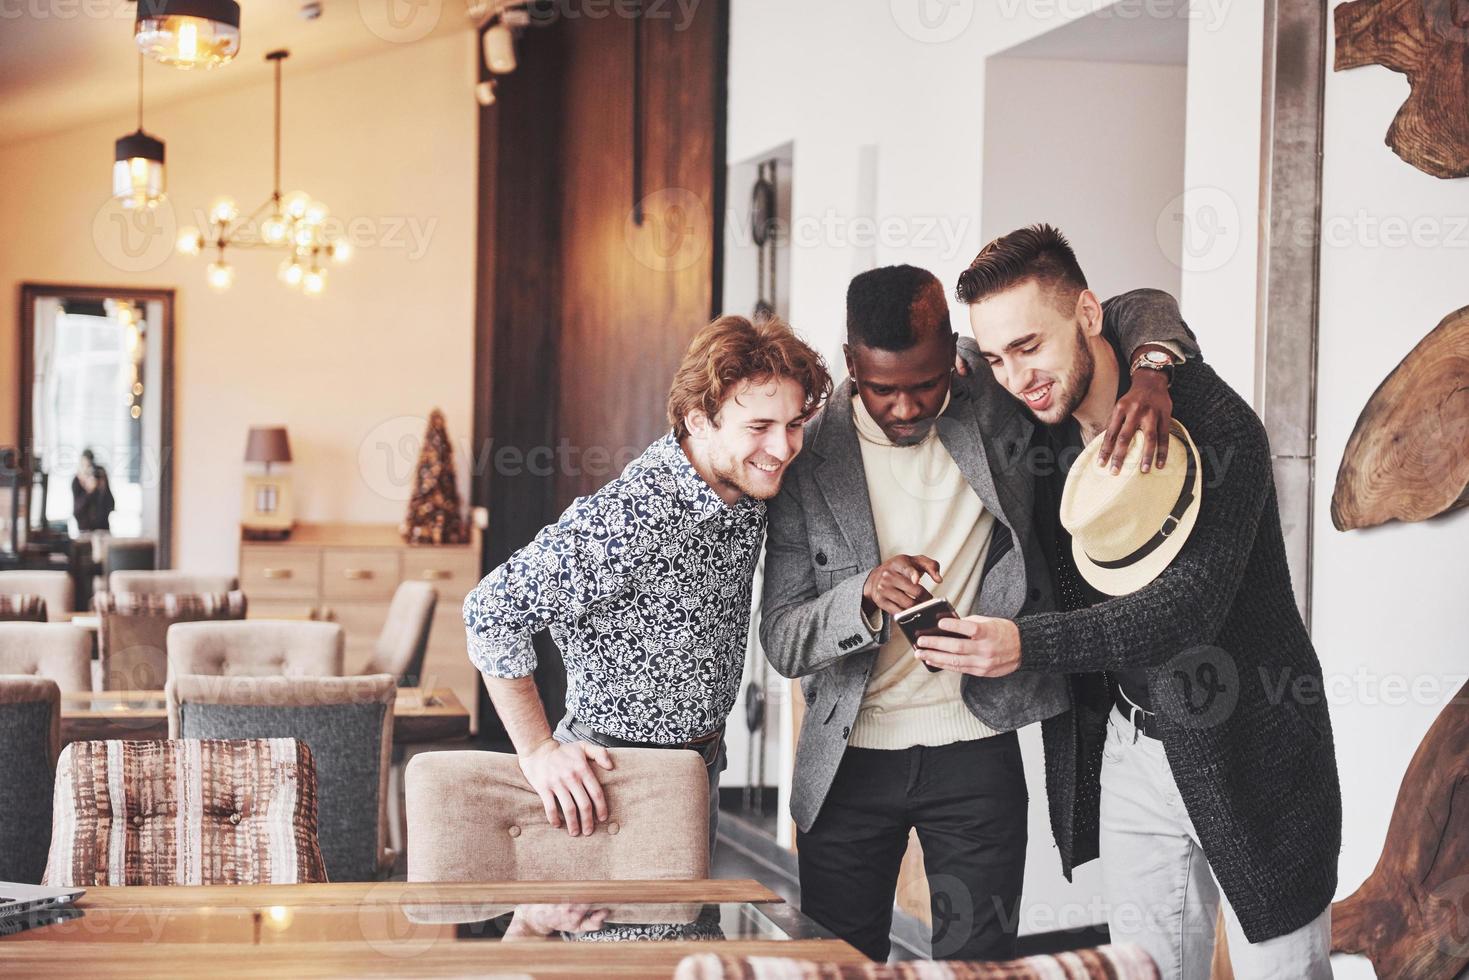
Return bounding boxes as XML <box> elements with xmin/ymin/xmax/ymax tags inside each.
<box><xmin>0</xmin><ymin>32</ymin><xmax>479</xmax><ymax>575</ymax></box>
<box><xmin>981</xmin><ymin>57</ymin><xmax>1187</xmax><ymax>299</ymax></box>
<box><xmin>1314</xmin><ymin>5</ymin><xmax>1469</xmax><ymax>976</ymax></box>
<box><xmin>980</xmin><ymin>50</ymin><xmax>1189</xmax><ymax>933</ymax></box>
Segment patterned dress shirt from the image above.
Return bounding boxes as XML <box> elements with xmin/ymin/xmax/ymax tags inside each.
<box><xmin>463</xmin><ymin>432</ymin><xmax>766</xmax><ymax>744</ymax></box>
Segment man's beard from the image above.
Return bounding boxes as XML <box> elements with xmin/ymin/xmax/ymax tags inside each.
<box><xmin>709</xmin><ymin>449</ymin><xmax>782</xmax><ymax>501</ymax></box>
<box><xmin>1029</xmin><ymin>325</ymin><xmax>1095</xmax><ymax>425</ymax></box>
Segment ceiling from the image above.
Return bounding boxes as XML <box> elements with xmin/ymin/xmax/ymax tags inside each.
<box><xmin>0</xmin><ymin>0</ymin><xmax>475</xmax><ymax>144</ymax></box>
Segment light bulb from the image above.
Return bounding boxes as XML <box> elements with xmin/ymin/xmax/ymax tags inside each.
<box><xmin>283</xmin><ymin>190</ymin><xmax>311</xmax><ymax>219</ymax></box>
<box><xmin>302</xmin><ymin>268</ymin><xmax>326</xmax><ymax>295</ymax></box>
<box><xmin>304</xmin><ymin>200</ymin><xmax>328</xmax><ymax>226</ymax></box>
<box><xmin>176</xmin><ymin>227</ymin><xmax>202</xmax><ymax>255</ymax></box>
<box><xmin>328</xmin><ymin>239</ymin><xmax>352</xmax><ymax>263</ymax></box>
<box><xmin>475</xmin><ymin>80</ymin><xmax>497</xmax><ymax>107</ymax></box>
<box><xmin>278</xmin><ymin>258</ymin><xmax>304</xmax><ymax>286</ymax></box>
<box><xmin>482</xmin><ymin>22</ymin><xmax>516</xmax><ymax>74</ymax></box>
<box><xmin>209</xmin><ymin>197</ymin><xmax>238</xmax><ymax>225</ymax></box>
<box><xmin>206</xmin><ymin>260</ymin><xmax>235</xmax><ymax>291</ymax></box>
<box><xmin>135</xmin><ymin>7</ymin><xmax>239</xmax><ymax>70</ymax></box>
<box><xmin>293</xmin><ymin>223</ymin><xmax>316</xmax><ymax>248</ymax></box>
<box><xmin>262</xmin><ymin>214</ymin><xmax>288</xmax><ymax>245</ymax></box>
<box><xmin>177</xmin><ymin>20</ymin><xmax>198</xmax><ymax>62</ymax></box>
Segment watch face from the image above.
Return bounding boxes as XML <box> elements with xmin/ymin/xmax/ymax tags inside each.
<box><xmin>1143</xmin><ymin>351</ymin><xmax>1171</xmax><ymax>366</ymax></box>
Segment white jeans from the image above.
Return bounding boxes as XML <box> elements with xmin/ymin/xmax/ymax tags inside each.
<box><xmin>1098</xmin><ymin>707</ymin><xmax>1332</xmax><ymax>979</ymax></box>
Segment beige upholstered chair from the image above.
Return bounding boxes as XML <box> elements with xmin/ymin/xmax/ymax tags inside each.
<box><xmin>0</xmin><ymin>677</ymin><xmax>62</xmax><ymax>883</ymax></box>
<box><xmin>0</xmin><ymin>623</ymin><xmax>92</xmax><ymax>692</ymax></box>
<box><xmin>110</xmin><ymin>571</ymin><xmax>239</xmax><ymax>595</ymax></box>
<box><xmin>167</xmin><ymin>673</ymin><xmax>396</xmax><ymax>881</ymax></box>
<box><xmin>43</xmin><ymin>737</ymin><xmax>328</xmax><ymax>887</ymax></box>
<box><xmin>0</xmin><ymin>571</ymin><xmax>74</xmax><ymax>621</ymax></box>
<box><xmin>94</xmin><ymin>590</ymin><xmax>247</xmax><ymax>690</ymax></box>
<box><xmin>167</xmin><ymin>620</ymin><xmax>344</xmax><ymax>682</ymax></box>
<box><xmin>405</xmin><ymin>748</ymin><xmax>709</xmax><ymax>882</ymax></box>
<box><xmin>360</xmin><ymin>581</ymin><xmax>437</xmax><ymax>686</ymax></box>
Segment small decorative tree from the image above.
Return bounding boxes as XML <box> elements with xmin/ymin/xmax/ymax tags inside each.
<box><xmin>400</xmin><ymin>408</ymin><xmax>469</xmax><ymax>545</ymax></box>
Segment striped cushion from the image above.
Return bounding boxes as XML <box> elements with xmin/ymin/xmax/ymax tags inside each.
<box><xmin>44</xmin><ymin>738</ymin><xmax>328</xmax><ymax>886</ymax></box>
<box><xmin>94</xmin><ymin>590</ymin><xmax>248</xmax><ymax>690</ymax></box>
<box><xmin>672</xmin><ymin>945</ymin><xmax>1159</xmax><ymax>980</ymax></box>
<box><xmin>0</xmin><ymin>593</ymin><xmax>48</xmax><ymax>622</ymax></box>
<box><xmin>93</xmin><ymin>590</ymin><xmax>248</xmax><ymax>618</ymax></box>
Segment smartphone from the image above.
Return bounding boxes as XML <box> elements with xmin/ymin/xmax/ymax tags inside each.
<box><xmin>894</xmin><ymin>596</ymin><xmax>962</xmax><ymax>672</ymax></box>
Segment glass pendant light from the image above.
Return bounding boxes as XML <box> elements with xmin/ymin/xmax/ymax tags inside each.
<box><xmin>135</xmin><ymin>0</ymin><xmax>241</xmax><ymax>70</ymax></box>
<box><xmin>113</xmin><ymin>55</ymin><xmax>166</xmax><ymax>210</ymax></box>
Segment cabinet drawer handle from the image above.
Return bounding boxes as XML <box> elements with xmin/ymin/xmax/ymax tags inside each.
<box><xmin>342</xmin><ymin>568</ymin><xmax>374</xmax><ymax>581</ymax></box>
<box><xmin>263</xmin><ymin>568</ymin><xmax>293</xmax><ymax>580</ymax></box>
<box><xmin>419</xmin><ymin>569</ymin><xmax>452</xmax><ymax>581</ymax></box>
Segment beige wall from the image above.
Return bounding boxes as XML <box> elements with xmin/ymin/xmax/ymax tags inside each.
<box><xmin>0</xmin><ymin>31</ymin><xmax>479</xmax><ymax>575</ymax></box>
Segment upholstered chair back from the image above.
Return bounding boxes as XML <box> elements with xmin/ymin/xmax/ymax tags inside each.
<box><xmin>405</xmin><ymin>748</ymin><xmax>709</xmax><ymax>882</ymax></box>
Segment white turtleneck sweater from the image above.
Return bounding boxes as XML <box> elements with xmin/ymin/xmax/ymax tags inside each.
<box><xmin>848</xmin><ymin>392</ymin><xmax>1001</xmax><ymax>750</ymax></box>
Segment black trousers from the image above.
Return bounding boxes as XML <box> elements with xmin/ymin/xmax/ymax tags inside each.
<box><xmin>796</xmin><ymin>733</ymin><xmax>1028</xmax><ymax>962</ymax></box>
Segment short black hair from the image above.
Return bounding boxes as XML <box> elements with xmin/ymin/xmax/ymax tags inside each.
<box><xmin>846</xmin><ymin>265</ymin><xmax>952</xmax><ymax>351</ymax></box>
<box><xmin>954</xmin><ymin>224</ymin><xmax>1088</xmax><ymax>309</ymax></box>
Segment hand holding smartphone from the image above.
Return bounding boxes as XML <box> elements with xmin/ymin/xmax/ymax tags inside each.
<box><xmin>894</xmin><ymin>596</ymin><xmax>964</xmax><ymax>672</ymax></box>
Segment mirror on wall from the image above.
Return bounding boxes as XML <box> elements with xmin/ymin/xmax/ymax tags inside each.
<box><xmin>17</xmin><ymin>283</ymin><xmax>175</xmax><ymax>566</ymax></box>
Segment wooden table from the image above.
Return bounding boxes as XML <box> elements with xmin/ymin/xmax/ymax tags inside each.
<box><xmin>59</xmin><ymin>687</ymin><xmax>470</xmax><ymax>745</ymax></box>
<box><xmin>0</xmin><ymin>880</ymin><xmax>864</xmax><ymax>977</ymax></box>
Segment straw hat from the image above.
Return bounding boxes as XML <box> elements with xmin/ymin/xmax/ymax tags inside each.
<box><xmin>1061</xmin><ymin>420</ymin><xmax>1202</xmax><ymax>596</ymax></box>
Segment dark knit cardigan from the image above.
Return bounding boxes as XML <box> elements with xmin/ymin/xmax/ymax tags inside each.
<box><xmin>1018</xmin><ymin>357</ymin><xmax>1342</xmax><ymax>945</ymax></box>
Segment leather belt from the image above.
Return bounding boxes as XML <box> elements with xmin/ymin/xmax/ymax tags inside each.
<box><xmin>1113</xmin><ymin>686</ymin><xmax>1160</xmax><ymax>740</ymax></box>
<box><xmin>567</xmin><ymin>719</ymin><xmax>724</xmax><ymax>766</ymax></box>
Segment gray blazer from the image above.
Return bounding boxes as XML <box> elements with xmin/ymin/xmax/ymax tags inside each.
<box><xmin>759</xmin><ymin>289</ymin><xmax>1197</xmax><ymax>832</ymax></box>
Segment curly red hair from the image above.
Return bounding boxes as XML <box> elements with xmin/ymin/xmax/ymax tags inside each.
<box><xmin>667</xmin><ymin>315</ymin><xmax>832</xmax><ymax>439</ymax></box>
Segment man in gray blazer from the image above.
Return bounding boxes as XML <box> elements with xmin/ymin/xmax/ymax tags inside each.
<box><xmin>759</xmin><ymin>265</ymin><xmax>1196</xmax><ymax>962</ymax></box>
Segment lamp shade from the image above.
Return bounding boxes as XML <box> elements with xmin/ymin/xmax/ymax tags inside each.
<box><xmin>135</xmin><ymin>0</ymin><xmax>242</xmax><ymax>69</ymax></box>
<box><xmin>244</xmin><ymin>426</ymin><xmax>292</xmax><ymax>464</ymax></box>
<box><xmin>113</xmin><ymin>130</ymin><xmax>166</xmax><ymax>210</ymax></box>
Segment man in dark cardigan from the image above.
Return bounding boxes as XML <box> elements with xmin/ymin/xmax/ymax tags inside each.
<box><xmin>914</xmin><ymin>225</ymin><xmax>1341</xmax><ymax>978</ymax></box>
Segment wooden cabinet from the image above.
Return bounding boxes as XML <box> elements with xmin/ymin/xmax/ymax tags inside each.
<box><xmin>240</xmin><ymin>522</ymin><xmax>483</xmax><ymax>731</ymax></box>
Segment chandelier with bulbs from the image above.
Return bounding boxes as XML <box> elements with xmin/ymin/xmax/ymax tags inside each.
<box><xmin>176</xmin><ymin>49</ymin><xmax>350</xmax><ymax>295</ymax></box>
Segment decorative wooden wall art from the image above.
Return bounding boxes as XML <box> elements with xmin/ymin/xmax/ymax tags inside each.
<box><xmin>1330</xmin><ymin>680</ymin><xmax>1469</xmax><ymax>979</ymax></box>
<box><xmin>1331</xmin><ymin>304</ymin><xmax>1469</xmax><ymax>530</ymax></box>
<box><xmin>1335</xmin><ymin>0</ymin><xmax>1469</xmax><ymax>178</ymax></box>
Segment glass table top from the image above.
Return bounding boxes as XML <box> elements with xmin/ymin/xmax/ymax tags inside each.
<box><xmin>0</xmin><ymin>900</ymin><xmax>830</xmax><ymax>945</ymax></box>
